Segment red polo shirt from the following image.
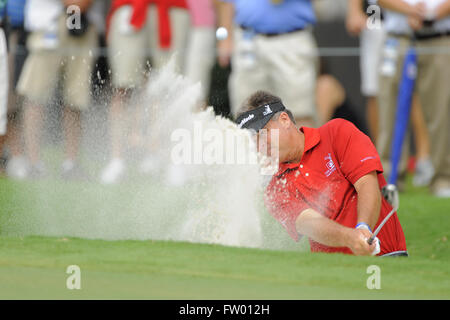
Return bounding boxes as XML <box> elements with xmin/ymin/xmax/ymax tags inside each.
<box><xmin>264</xmin><ymin>119</ymin><xmax>407</xmax><ymax>255</ymax></box>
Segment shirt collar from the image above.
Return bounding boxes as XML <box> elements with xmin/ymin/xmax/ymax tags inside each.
<box><xmin>301</xmin><ymin>126</ymin><xmax>321</xmax><ymax>153</ymax></box>
<box><xmin>275</xmin><ymin>126</ymin><xmax>321</xmax><ymax>176</ymax></box>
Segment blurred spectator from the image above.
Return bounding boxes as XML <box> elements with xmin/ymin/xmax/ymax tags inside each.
<box><xmin>315</xmin><ymin>65</ymin><xmax>369</xmax><ymax>134</ymax></box>
<box><xmin>216</xmin><ymin>0</ymin><xmax>319</xmax><ymax>127</ymax></box>
<box><xmin>376</xmin><ymin>2</ymin><xmax>428</xmax><ymax>188</ymax></box>
<box><xmin>378</xmin><ymin>0</ymin><xmax>450</xmax><ymax>196</ymax></box>
<box><xmin>16</xmin><ymin>0</ymin><xmax>100</xmax><ymax>179</ymax></box>
<box><xmin>345</xmin><ymin>0</ymin><xmax>433</xmax><ymax>189</ymax></box>
<box><xmin>101</xmin><ymin>0</ymin><xmax>191</xmax><ymax>184</ymax></box>
<box><xmin>185</xmin><ymin>0</ymin><xmax>216</xmax><ymax>105</ymax></box>
<box><xmin>346</xmin><ymin>0</ymin><xmax>385</xmax><ymax>144</ymax></box>
<box><xmin>313</xmin><ymin>0</ymin><xmax>348</xmax><ymax>22</ymax></box>
<box><xmin>1</xmin><ymin>0</ymin><xmax>28</xmax><ymax>179</ymax></box>
<box><xmin>0</xmin><ymin>3</ymin><xmax>7</xmax><ymax>163</ymax></box>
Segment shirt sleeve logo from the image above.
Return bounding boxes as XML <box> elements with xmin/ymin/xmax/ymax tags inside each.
<box><xmin>324</xmin><ymin>153</ymin><xmax>336</xmax><ymax>177</ymax></box>
<box><xmin>360</xmin><ymin>156</ymin><xmax>376</xmax><ymax>162</ymax></box>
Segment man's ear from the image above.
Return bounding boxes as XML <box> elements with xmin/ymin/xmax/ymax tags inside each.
<box><xmin>279</xmin><ymin>112</ymin><xmax>292</xmax><ymax>128</ymax></box>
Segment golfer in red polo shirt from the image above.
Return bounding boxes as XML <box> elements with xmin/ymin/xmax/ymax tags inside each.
<box><xmin>236</xmin><ymin>91</ymin><xmax>407</xmax><ymax>256</ymax></box>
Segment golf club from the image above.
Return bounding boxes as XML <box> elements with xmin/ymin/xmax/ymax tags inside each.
<box><xmin>367</xmin><ymin>184</ymin><xmax>399</xmax><ymax>245</ymax></box>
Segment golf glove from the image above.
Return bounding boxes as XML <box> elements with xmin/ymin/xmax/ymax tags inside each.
<box><xmin>356</xmin><ymin>223</ymin><xmax>381</xmax><ymax>256</ymax></box>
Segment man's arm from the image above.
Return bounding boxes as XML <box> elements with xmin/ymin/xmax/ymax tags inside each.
<box><xmin>295</xmin><ymin>209</ymin><xmax>377</xmax><ymax>256</ymax></box>
<box><xmin>377</xmin><ymin>0</ymin><xmax>423</xmax><ymax>17</ymax></box>
<box><xmin>214</xmin><ymin>0</ymin><xmax>234</xmax><ymax>67</ymax></box>
<box><xmin>346</xmin><ymin>0</ymin><xmax>367</xmax><ymax>36</ymax></box>
<box><xmin>435</xmin><ymin>0</ymin><xmax>450</xmax><ymax>19</ymax></box>
<box><xmin>353</xmin><ymin>171</ymin><xmax>381</xmax><ymax>231</ymax></box>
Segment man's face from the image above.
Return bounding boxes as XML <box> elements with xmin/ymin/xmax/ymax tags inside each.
<box><xmin>256</xmin><ymin>112</ymin><xmax>292</xmax><ymax>163</ymax></box>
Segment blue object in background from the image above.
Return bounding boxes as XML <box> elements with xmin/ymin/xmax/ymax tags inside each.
<box><xmin>7</xmin><ymin>0</ymin><xmax>26</xmax><ymax>28</ymax></box>
<box><xmin>388</xmin><ymin>46</ymin><xmax>417</xmax><ymax>185</ymax></box>
<box><xmin>223</xmin><ymin>0</ymin><xmax>316</xmax><ymax>34</ymax></box>
<box><xmin>0</xmin><ymin>0</ymin><xmax>7</xmax><ymax>22</ymax></box>
<box><xmin>0</xmin><ymin>0</ymin><xmax>26</xmax><ymax>28</ymax></box>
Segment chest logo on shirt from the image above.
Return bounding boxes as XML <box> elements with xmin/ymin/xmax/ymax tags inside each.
<box><xmin>324</xmin><ymin>153</ymin><xmax>336</xmax><ymax>177</ymax></box>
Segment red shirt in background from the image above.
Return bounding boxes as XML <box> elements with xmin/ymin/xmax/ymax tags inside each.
<box><xmin>107</xmin><ymin>0</ymin><xmax>188</xmax><ymax>49</ymax></box>
<box><xmin>264</xmin><ymin>119</ymin><xmax>407</xmax><ymax>255</ymax></box>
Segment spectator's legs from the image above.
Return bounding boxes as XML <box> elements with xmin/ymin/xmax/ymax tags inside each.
<box><xmin>360</xmin><ymin>26</ymin><xmax>385</xmax><ymax>144</ymax></box>
<box><xmin>416</xmin><ymin>36</ymin><xmax>450</xmax><ymax>197</ymax></box>
<box><xmin>109</xmin><ymin>89</ymin><xmax>128</xmax><ymax>160</ymax></box>
<box><xmin>0</xmin><ymin>135</ymin><xmax>5</xmax><ymax>169</ymax></box>
<box><xmin>410</xmin><ymin>96</ymin><xmax>430</xmax><ymax>161</ymax></box>
<box><xmin>4</xmin><ymin>29</ymin><xmax>28</xmax><ymax>178</ymax></box>
<box><xmin>185</xmin><ymin>26</ymin><xmax>216</xmax><ymax>106</ymax></box>
<box><xmin>16</xmin><ymin>29</ymin><xmax>62</xmax><ymax>178</ymax></box>
<box><xmin>6</xmin><ymin>111</ymin><xmax>23</xmax><ymax>158</ymax></box>
<box><xmin>23</xmin><ymin>100</ymin><xmax>43</xmax><ymax>169</ymax></box>
<box><xmin>0</xmin><ymin>28</ymin><xmax>7</xmax><ymax>172</ymax></box>
<box><xmin>315</xmin><ymin>74</ymin><xmax>346</xmax><ymax>124</ymax></box>
<box><xmin>4</xmin><ymin>109</ymin><xmax>28</xmax><ymax>179</ymax></box>
<box><xmin>59</xmin><ymin>15</ymin><xmax>97</xmax><ymax>180</ymax></box>
<box><xmin>100</xmin><ymin>89</ymin><xmax>129</xmax><ymax>184</ymax></box>
<box><xmin>139</xmin><ymin>5</ymin><xmax>191</xmax><ymax>181</ymax></box>
<box><xmin>63</xmin><ymin>106</ymin><xmax>81</xmax><ymax>163</ymax></box>
<box><xmin>102</xmin><ymin>5</ymin><xmax>148</xmax><ymax>183</ymax></box>
<box><xmin>409</xmin><ymin>95</ymin><xmax>434</xmax><ymax>186</ymax></box>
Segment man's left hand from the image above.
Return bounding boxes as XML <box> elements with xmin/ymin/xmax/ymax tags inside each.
<box><xmin>356</xmin><ymin>225</ymin><xmax>380</xmax><ymax>256</ymax></box>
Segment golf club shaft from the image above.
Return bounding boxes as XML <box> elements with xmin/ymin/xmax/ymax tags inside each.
<box><xmin>367</xmin><ymin>207</ymin><xmax>396</xmax><ymax>245</ymax></box>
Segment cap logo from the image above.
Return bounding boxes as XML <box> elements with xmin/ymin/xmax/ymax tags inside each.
<box><xmin>238</xmin><ymin>113</ymin><xmax>255</xmax><ymax>128</ymax></box>
<box><xmin>263</xmin><ymin>105</ymin><xmax>272</xmax><ymax>116</ymax></box>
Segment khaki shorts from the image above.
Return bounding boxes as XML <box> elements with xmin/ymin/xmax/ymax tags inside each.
<box><xmin>229</xmin><ymin>27</ymin><xmax>318</xmax><ymax>119</ymax></box>
<box><xmin>360</xmin><ymin>26</ymin><xmax>385</xmax><ymax>97</ymax></box>
<box><xmin>17</xmin><ymin>16</ymin><xmax>98</xmax><ymax>110</ymax></box>
<box><xmin>184</xmin><ymin>27</ymin><xmax>216</xmax><ymax>101</ymax></box>
<box><xmin>108</xmin><ymin>5</ymin><xmax>191</xmax><ymax>89</ymax></box>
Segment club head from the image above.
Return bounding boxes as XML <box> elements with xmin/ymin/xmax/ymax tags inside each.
<box><xmin>382</xmin><ymin>184</ymin><xmax>399</xmax><ymax>210</ymax></box>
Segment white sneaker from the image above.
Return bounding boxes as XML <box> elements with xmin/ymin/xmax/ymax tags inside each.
<box><xmin>6</xmin><ymin>156</ymin><xmax>29</xmax><ymax>180</ymax></box>
<box><xmin>434</xmin><ymin>187</ymin><xmax>450</xmax><ymax>198</ymax></box>
<box><xmin>100</xmin><ymin>158</ymin><xmax>126</xmax><ymax>184</ymax></box>
<box><xmin>413</xmin><ymin>158</ymin><xmax>435</xmax><ymax>187</ymax></box>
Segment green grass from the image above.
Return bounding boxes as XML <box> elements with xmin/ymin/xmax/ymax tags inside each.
<box><xmin>0</xmin><ymin>175</ymin><xmax>449</xmax><ymax>299</ymax></box>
